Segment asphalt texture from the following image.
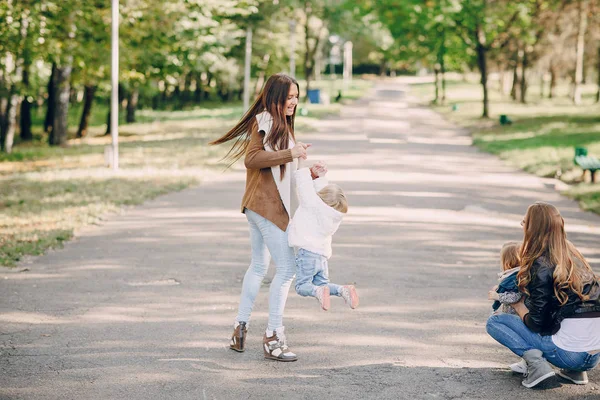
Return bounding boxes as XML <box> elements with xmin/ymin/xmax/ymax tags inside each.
<box><xmin>2</xmin><ymin>80</ymin><xmax>600</xmax><ymax>400</ymax></box>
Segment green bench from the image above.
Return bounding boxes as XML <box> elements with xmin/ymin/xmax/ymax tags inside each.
<box><xmin>574</xmin><ymin>147</ymin><xmax>600</xmax><ymax>183</ymax></box>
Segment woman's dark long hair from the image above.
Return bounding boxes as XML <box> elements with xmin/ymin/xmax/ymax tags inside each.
<box><xmin>210</xmin><ymin>73</ymin><xmax>299</xmax><ymax>178</ymax></box>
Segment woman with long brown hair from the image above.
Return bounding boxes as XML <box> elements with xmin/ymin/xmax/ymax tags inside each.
<box><xmin>210</xmin><ymin>73</ymin><xmax>325</xmax><ymax>362</ymax></box>
<box><xmin>486</xmin><ymin>202</ymin><xmax>600</xmax><ymax>388</ymax></box>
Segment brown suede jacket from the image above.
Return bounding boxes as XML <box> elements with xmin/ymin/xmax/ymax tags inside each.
<box><xmin>240</xmin><ymin>123</ymin><xmax>293</xmax><ymax>231</ymax></box>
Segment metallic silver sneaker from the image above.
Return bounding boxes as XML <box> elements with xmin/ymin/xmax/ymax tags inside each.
<box><xmin>522</xmin><ymin>349</ymin><xmax>555</xmax><ymax>388</ymax></box>
<box><xmin>263</xmin><ymin>327</ymin><xmax>298</xmax><ymax>362</ymax></box>
<box><xmin>557</xmin><ymin>369</ymin><xmax>588</xmax><ymax>385</ymax></box>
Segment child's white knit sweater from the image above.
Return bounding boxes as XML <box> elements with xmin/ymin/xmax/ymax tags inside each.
<box><xmin>288</xmin><ymin>168</ymin><xmax>344</xmax><ymax>259</ymax></box>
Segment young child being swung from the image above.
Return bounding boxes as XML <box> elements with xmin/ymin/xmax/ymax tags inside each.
<box><xmin>288</xmin><ymin>159</ymin><xmax>358</xmax><ymax>311</ymax></box>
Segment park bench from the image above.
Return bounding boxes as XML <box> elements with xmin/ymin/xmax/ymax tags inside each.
<box><xmin>574</xmin><ymin>147</ymin><xmax>600</xmax><ymax>183</ymax></box>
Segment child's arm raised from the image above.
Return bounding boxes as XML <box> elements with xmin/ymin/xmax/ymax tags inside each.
<box><xmin>295</xmin><ymin>167</ymin><xmax>323</xmax><ymax>207</ymax></box>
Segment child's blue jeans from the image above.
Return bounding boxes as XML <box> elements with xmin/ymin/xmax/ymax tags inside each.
<box><xmin>295</xmin><ymin>248</ymin><xmax>342</xmax><ymax>297</ymax></box>
<box><xmin>486</xmin><ymin>313</ymin><xmax>600</xmax><ymax>371</ymax></box>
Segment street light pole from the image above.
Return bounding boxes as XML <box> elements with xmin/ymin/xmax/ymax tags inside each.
<box><xmin>289</xmin><ymin>20</ymin><xmax>296</xmax><ymax>77</ymax></box>
<box><xmin>110</xmin><ymin>0</ymin><xmax>119</xmax><ymax>170</ymax></box>
<box><xmin>343</xmin><ymin>41</ymin><xmax>353</xmax><ymax>90</ymax></box>
<box><xmin>243</xmin><ymin>27</ymin><xmax>253</xmax><ymax>110</ymax></box>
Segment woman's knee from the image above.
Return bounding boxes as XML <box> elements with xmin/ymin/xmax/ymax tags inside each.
<box><xmin>273</xmin><ymin>251</ymin><xmax>296</xmax><ymax>281</ymax></box>
<box><xmin>486</xmin><ymin>314</ymin><xmax>503</xmax><ymax>336</ymax></box>
<box><xmin>278</xmin><ymin>266</ymin><xmax>295</xmax><ymax>282</ymax></box>
<box><xmin>248</xmin><ymin>260</ymin><xmax>269</xmax><ymax>277</ymax></box>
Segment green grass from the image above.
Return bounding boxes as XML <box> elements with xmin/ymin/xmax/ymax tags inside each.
<box><xmin>410</xmin><ymin>77</ymin><xmax>600</xmax><ymax>214</ymax></box>
<box><xmin>1</xmin><ymin>77</ymin><xmax>373</xmax><ymax>267</ymax></box>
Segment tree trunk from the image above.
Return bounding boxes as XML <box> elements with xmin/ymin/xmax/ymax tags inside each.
<box><xmin>44</xmin><ymin>63</ymin><xmax>57</xmax><ymax>133</ymax></box>
<box><xmin>303</xmin><ymin>1</ymin><xmax>312</xmax><ymax>99</ymax></box>
<box><xmin>520</xmin><ymin>51</ymin><xmax>528</xmax><ymax>104</ymax></box>
<box><xmin>3</xmin><ymin>93</ymin><xmax>20</xmax><ymax>153</ymax></box>
<box><xmin>204</xmin><ymin>73</ymin><xmax>212</xmax><ymax>100</ymax></box>
<box><xmin>510</xmin><ymin>53</ymin><xmax>521</xmax><ymax>101</ymax></box>
<box><xmin>255</xmin><ymin>54</ymin><xmax>271</xmax><ymax>96</ymax></box>
<box><xmin>255</xmin><ymin>70</ymin><xmax>267</xmax><ymax>96</ymax></box>
<box><xmin>441</xmin><ymin>68</ymin><xmax>447</xmax><ymax>104</ymax></box>
<box><xmin>126</xmin><ymin>87</ymin><xmax>138</xmax><ymax>123</ymax></box>
<box><xmin>549</xmin><ymin>63</ymin><xmax>557</xmax><ymax>99</ymax></box>
<box><xmin>302</xmin><ymin>1</ymin><xmax>324</xmax><ymax>100</ymax></box>
<box><xmin>0</xmin><ymin>92</ymin><xmax>8</xmax><ymax>150</ymax></box>
<box><xmin>183</xmin><ymin>74</ymin><xmax>192</xmax><ymax>106</ymax></box>
<box><xmin>76</xmin><ymin>85</ymin><xmax>96</xmax><ymax>138</ymax></box>
<box><xmin>105</xmin><ymin>98</ymin><xmax>111</xmax><ymax>136</ymax></box>
<box><xmin>433</xmin><ymin>65</ymin><xmax>440</xmax><ymax>104</ymax></box>
<box><xmin>194</xmin><ymin>74</ymin><xmax>203</xmax><ymax>103</ymax></box>
<box><xmin>19</xmin><ymin>96</ymin><xmax>32</xmax><ymax>142</ymax></box>
<box><xmin>20</xmin><ymin>64</ymin><xmax>33</xmax><ymax>141</ymax></box>
<box><xmin>540</xmin><ymin>74</ymin><xmax>545</xmax><ymax>99</ymax></box>
<box><xmin>49</xmin><ymin>62</ymin><xmax>72</xmax><ymax>146</ymax></box>
<box><xmin>0</xmin><ymin>96</ymin><xmax>7</xmax><ymax>147</ymax></box>
<box><xmin>437</xmin><ymin>34</ymin><xmax>446</xmax><ymax>105</ymax></box>
<box><xmin>573</xmin><ymin>0</ymin><xmax>588</xmax><ymax>105</ymax></box>
<box><xmin>596</xmin><ymin>47</ymin><xmax>600</xmax><ymax>103</ymax></box>
<box><xmin>475</xmin><ymin>30</ymin><xmax>490</xmax><ymax>118</ymax></box>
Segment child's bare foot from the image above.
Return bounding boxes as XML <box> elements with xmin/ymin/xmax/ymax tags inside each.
<box><xmin>340</xmin><ymin>285</ymin><xmax>359</xmax><ymax>309</ymax></box>
<box><xmin>315</xmin><ymin>286</ymin><xmax>330</xmax><ymax>311</ymax></box>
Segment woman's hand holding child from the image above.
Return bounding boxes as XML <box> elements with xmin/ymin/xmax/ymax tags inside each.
<box><xmin>292</xmin><ymin>142</ymin><xmax>311</xmax><ymax>160</ymax></box>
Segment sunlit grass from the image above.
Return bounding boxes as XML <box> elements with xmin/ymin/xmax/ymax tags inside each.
<box><xmin>410</xmin><ymin>77</ymin><xmax>600</xmax><ymax>215</ymax></box>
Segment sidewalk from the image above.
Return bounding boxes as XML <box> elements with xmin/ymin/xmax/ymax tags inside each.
<box><xmin>1</xmin><ymin>79</ymin><xmax>599</xmax><ymax>399</ymax></box>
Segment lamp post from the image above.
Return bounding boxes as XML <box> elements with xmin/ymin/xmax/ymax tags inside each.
<box><xmin>289</xmin><ymin>20</ymin><xmax>296</xmax><ymax>77</ymax></box>
<box><xmin>328</xmin><ymin>35</ymin><xmax>340</xmax><ymax>102</ymax></box>
<box><xmin>243</xmin><ymin>27</ymin><xmax>252</xmax><ymax>111</ymax></box>
<box><xmin>110</xmin><ymin>0</ymin><xmax>119</xmax><ymax>170</ymax></box>
<box><xmin>343</xmin><ymin>41</ymin><xmax>353</xmax><ymax>90</ymax></box>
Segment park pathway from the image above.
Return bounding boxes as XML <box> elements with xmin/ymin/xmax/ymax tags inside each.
<box><xmin>2</xmin><ymin>79</ymin><xmax>600</xmax><ymax>399</ymax></box>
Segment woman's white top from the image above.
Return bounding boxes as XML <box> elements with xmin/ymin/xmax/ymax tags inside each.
<box><xmin>552</xmin><ymin>317</ymin><xmax>600</xmax><ymax>352</ymax></box>
<box><xmin>256</xmin><ymin>111</ymin><xmax>298</xmax><ymax>218</ymax></box>
<box><xmin>288</xmin><ymin>168</ymin><xmax>344</xmax><ymax>259</ymax></box>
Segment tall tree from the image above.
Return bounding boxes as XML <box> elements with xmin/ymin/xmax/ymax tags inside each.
<box><xmin>573</xmin><ymin>0</ymin><xmax>589</xmax><ymax>104</ymax></box>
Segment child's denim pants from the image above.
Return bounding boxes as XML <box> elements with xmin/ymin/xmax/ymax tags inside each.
<box><xmin>295</xmin><ymin>248</ymin><xmax>342</xmax><ymax>297</ymax></box>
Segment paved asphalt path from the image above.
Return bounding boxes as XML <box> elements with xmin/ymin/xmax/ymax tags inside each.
<box><xmin>2</xmin><ymin>79</ymin><xmax>600</xmax><ymax>399</ymax></box>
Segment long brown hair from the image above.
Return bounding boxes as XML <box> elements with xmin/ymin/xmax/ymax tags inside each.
<box><xmin>517</xmin><ymin>202</ymin><xmax>596</xmax><ymax>305</ymax></box>
<box><xmin>209</xmin><ymin>73</ymin><xmax>299</xmax><ymax>178</ymax></box>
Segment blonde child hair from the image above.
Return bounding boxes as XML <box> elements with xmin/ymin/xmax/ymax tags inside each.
<box><xmin>500</xmin><ymin>241</ymin><xmax>521</xmax><ymax>271</ymax></box>
<box><xmin>318</xmin><ymin>184</ymin><xmax>348</xmax><ymax>213</ymax></box>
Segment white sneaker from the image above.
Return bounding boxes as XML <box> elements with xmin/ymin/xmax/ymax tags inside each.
<box><xmin>315</xmin><ymin>286</ymin><xmax>330</xmax><ymax>311</ymax></box>
<box><xmin>339</xmin><ymin>285</ymin><xmax>359</xmax><ymax>309</ymax></box>
<box><xmin>510</xmin><ymin>359</ymin><xmax>527</xmax><ymax>374</ymax></box>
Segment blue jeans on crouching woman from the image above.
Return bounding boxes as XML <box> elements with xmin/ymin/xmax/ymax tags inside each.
<box><xmin>486</xmin><ymin>313</ymin><xmax>600</xmax><ymax>371</ymax></box>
